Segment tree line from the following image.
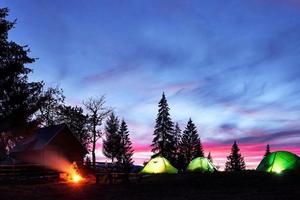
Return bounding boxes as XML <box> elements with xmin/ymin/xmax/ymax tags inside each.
<box><xmin>151</xmin><ymin>93</ymin><xmax>271</xmax><ymax>171</ymax></box>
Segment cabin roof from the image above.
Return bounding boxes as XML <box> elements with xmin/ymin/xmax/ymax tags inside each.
<box><xmin>11</xmin><ymin>124</ymin><xmax>87</xmax><ymax>154</ymax></box>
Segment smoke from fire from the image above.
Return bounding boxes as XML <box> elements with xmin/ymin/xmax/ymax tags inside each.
<box><xmin>18</xmin><ymin>149</ymin><xmax>79</xmax><ymax>176</ymax></box>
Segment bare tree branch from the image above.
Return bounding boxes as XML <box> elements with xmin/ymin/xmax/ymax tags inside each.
<box><xmin>83</xmin><ymin>95</ymin><xmax>112</xmax><ymax>169</ymax></box>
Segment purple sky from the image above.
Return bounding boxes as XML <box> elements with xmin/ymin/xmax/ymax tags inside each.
<box><xmin>2</xmin><ymin>0</ymin><xmax>300</xmax><ymax>168</ymax></box>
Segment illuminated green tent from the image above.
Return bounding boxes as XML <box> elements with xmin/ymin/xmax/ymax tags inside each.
<box><xmin>187</xmin><ymin>157</ymin><xmax>216</xmax><ymax>172</ymax></box>
<box><xmin>140</xmin><ymin>156</ymin><xmax>178</xmax><ymax>174</ymax></box>
<box><xmin>256</xmin><ymin>151</ymin><xmax>300</xmax><ymax>173</ymax></box>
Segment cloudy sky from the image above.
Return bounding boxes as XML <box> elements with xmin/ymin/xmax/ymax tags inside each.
<box><xmin>3</xmin><ymin>0</ymin><xmax>300</xmax><ymax>169</ymax></box>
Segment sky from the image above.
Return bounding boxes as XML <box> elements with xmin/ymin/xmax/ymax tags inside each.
<box><xmin>2</xmin><ymin>0</ymin><xmax>300</xmax><ymax>169</ymax></box>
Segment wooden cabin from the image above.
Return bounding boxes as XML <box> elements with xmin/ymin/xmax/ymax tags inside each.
<box><xmin>10</xmin><ymin>124</ymin><xmax>88</xmax><ymax>167</ymax></box>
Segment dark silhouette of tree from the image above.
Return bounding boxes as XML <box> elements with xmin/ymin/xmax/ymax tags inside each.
<box><xmin>151</xmin><ymin>93</ymin><xmax>176</xmax><ymax>163</ymax></box>
<box><xmin>173</xmin><ymin>122</ymin><xmax>182</xmax><ymax>168</ymax></box>
<box><xmin>117</xmin><ymin>119</ymin><xmax>134</xmax><ymax>172</ymax></box>
<box><xmin>225</xmin><ymin>141</ymin><xmax>246</xmax><ymax>171</ymax></box>
<box><xmin>179</xmin><ymin>118</ymin><xmax>204</xmax><ymax>168</ymax></box>
<box><xmin>207</xmin><ymin>152</ymin><xmax>213</xmax><ymax>163</ymax></box>
<box><xmin>264</xmin><ymin>144</ymin><xmax>271</xmax><ymax>157</ymax></box>
<box><xmin>103</xmin><ymin>112</ymin><xmax>120</xmax><ymax>163</ymax></box>
<box><xmin>195</xmin><ymin>138</ymin><xmax>204</xmax><ymax>158</ymax></box>
<box><xmin>59</xmin><ymin>105</ymin><xmax>89</xmax><ymax>150</ymax></box>
<box><xmin>83</xmin><ymin>96</ymin><xmax>111</xmax><ymax>168</ymax></box>
<box><xmin>0</xmin><ymin>8</ymin><xmax>44</xmax><ymax>159</ymax></box>
<box><xmin>38</xmin><ymin>87</ymin><xmax>89</xmax><ymax>150</ymax></box>
<box><xmin>38</xmin><ymin>86</ymin><xmax>65</xmax><ymax>126</ymax></box>
<box><xmin>174</xmin><ymin>122</ymin><xmax>182</xmax><ymax>154</ymax></box>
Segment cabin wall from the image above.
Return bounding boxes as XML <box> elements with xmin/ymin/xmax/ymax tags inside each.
<box><xmin>11</xmin><ymin>150</ymin><xmax>43</xmax><ymax>164</ymax></box>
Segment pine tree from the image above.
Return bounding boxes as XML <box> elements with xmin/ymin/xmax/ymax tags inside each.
<box><xmin>174</xmin><ymin>122</ymin><xmax>182</xmax><ymax>153</ymax></box>
<box><xmin>103</xmin><ymin>112</ymin><xmax>120</xmax><ymax>163</ymax></box>
<box><xmin>117</xmin><ymin>120</ymin><xmax>134</xmax><ymax>172</ymax></box>
<box><xmin>264</xmin><ymin>144</ymin><xmax>271</xmax><ymax>157</ymax></box>
<box><xmin>225</xmin><ymin>141</ymin><xmax>246</xmax><ymax>171</ymax></box>
<box><xmin>173</xmin><ymin>122</ymin><xmax>182</xmax><ymax>167</ymax></box>
<box><xmin>194</xmin><ymin>138</ymin><xmax>204</xmax><ymax>158</ymax></box>
<box><xmin>179</xmin><ymin>118</ymin><xmax>204</xmax><ymax>168</ymax></box>
<box><xmin>151</xmin><ymin>93</ymin><xmax>176</xmax><ymax>163</ymax></box>
<box><xmin>0</xmin><ymin>8</ymin><xmax>44</xmax><ymax>159</ymax></box>
<box><xmin>207</xmin><ymin>152</ymin><xmax>213</xmax><ymax>163</ymax></box>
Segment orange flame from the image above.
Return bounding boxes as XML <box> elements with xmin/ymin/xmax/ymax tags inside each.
<box><xmin>68</xmin><ymin>162</ymin><xmax>83</xmax><ymax>183</ymax></box>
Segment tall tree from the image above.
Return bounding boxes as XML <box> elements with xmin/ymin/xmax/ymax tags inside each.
<box><xmin>173</xmin><ymin>122</ymin><xmax>182</xmax><ymax>168</ymax></box>
<box><xmin>207</xmin><ymin>152</ymin><xmax>213</xmax><ymax>164</ymax></box>
<box><xmin>225</xmin><ymin>141</ymin><xmax>246</xmax><ymax>171</ymax></box>
<box><xmin>59</xmin><ymin>105</ymin><xmax>89</xmax><ymax>150</ymax></box>
<box><xmin>38</xmin><ymin>86</ymin><xmax>65</xmax><ymax>126</ymax></box>
<box><xmin>83</xmin><ymin>96</ymin><xmax>111</xmax><ymax>168</ymax></box>
<box><xmin>117</xmin><ymin>119</ymin><xmax>134</xmax><ymax>172</ymax></box>
<box><xmin>173</xmin><ymin>122</ymin><xmax>182</xmax><ymax>154</ymax></box>
<box><xmin>0</xmin><ymin>8</ymin><xmax>44</xmax><ymax>158</ymax></box>
<box><xmin>151</xmin><ymin>93</ymin><xmax>176</xmax><ymax>163</ymax></box>
<box><xmin>103</xmin><ymin>112</ymin><xmax>120</xmax><ymax>163</ymax></box>
<box><xmin>179</xmin><ymin>118</ymin><xmax>204</xmax><ymax>167</ymax></box>
<box><xmin>264</xmin><ymin>144</ymin><xmax>271</xmax><ymax>157</ymax></box>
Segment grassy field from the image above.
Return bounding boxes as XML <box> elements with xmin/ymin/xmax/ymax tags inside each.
<box><xmin>0</xmin><ymin>171</ymin><xmax>299</xmax><ymax>200</ymax></box>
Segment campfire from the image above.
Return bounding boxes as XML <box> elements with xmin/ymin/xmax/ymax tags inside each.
<box><xmin>60</xmin><ymin>162</ymin><xmax>83</xmax><ymax>183</ymax></box>
<box><xmin>69</xmin><ymin>162</ymin><xmax>83</xmax><ymax>183</ymax></box>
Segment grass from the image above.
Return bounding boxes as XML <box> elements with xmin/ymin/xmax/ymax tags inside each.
<box><xmin>0</xmin><ymin>171</ymin><xmax>299</xmax><ymax>200</ymax></box>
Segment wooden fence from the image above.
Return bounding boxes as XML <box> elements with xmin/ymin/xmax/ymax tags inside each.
<box><xmin>83</xmin><ymin>162</ymin><xmax>146</xmax><ymax>184</ymax></box>
<box><xmin>0</xmin><ymin>164</ymin><xmax>59</xmax><ymax>183</ymax></box>
<box><xmin>0</xmin><ymin>162</ymin><xmax>145</xmax><ymax>184</ymax></box>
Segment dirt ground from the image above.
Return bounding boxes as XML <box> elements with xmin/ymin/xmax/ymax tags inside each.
<box><xmin>0</xmin><ymin>171</ymin><xmax>299</xmax><ymax>200</ymax></box>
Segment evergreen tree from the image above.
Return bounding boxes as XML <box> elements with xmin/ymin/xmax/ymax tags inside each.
<box><xmin>173</xmin><ymin>122</ymin><xmax>182</xmax><ymax>167</ymax></box>
<box><xmin>174</xmin><ymin>122</ymin><xmax>182</xmax><ymax>153</ymax></box>
<box><xmin>151</xmin><ymin>93</ymin><xmax>176</xmax><ymax>162</ymax></box>
<box><xmin>264</xmin><ymin>144</ymin><xmax>271</xmax><ymax>157</ymax></box>
<box><xmin>103</xmin><ymin>112</ymin><xmax>120</xmax><ymax>163</ymax></box>
<box><xmin>207</xmin><ymin>152</ymin><xmax>213</xmax><ymax>163</ymax></box>
<box><xmin>179</xmin><ymin>118</ymin><xmax>204</xmax><ymax>168</ymax></box>
<box><xmin>0</xmin><ymin>8</ymin><xmax>44</xmax><ymax>158</ymax></box>
<box><xmin>59</xmin><ymin>105</ymin><xmax>89</xmax><ymax>150</ymax></box>
<box><xmin>117</xmin><ymin>120</ymin><xmax>134</xmax><ymax>172</ymax></box>
<box><xmin>225</xmin><ymin>141</ymin><xmax>246</xmax><ymax>171</ymax></box>
<box><xmin>194</xmin><ymin>138</ymin><xmax>204</xmax><ymax>158</ymax></box>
